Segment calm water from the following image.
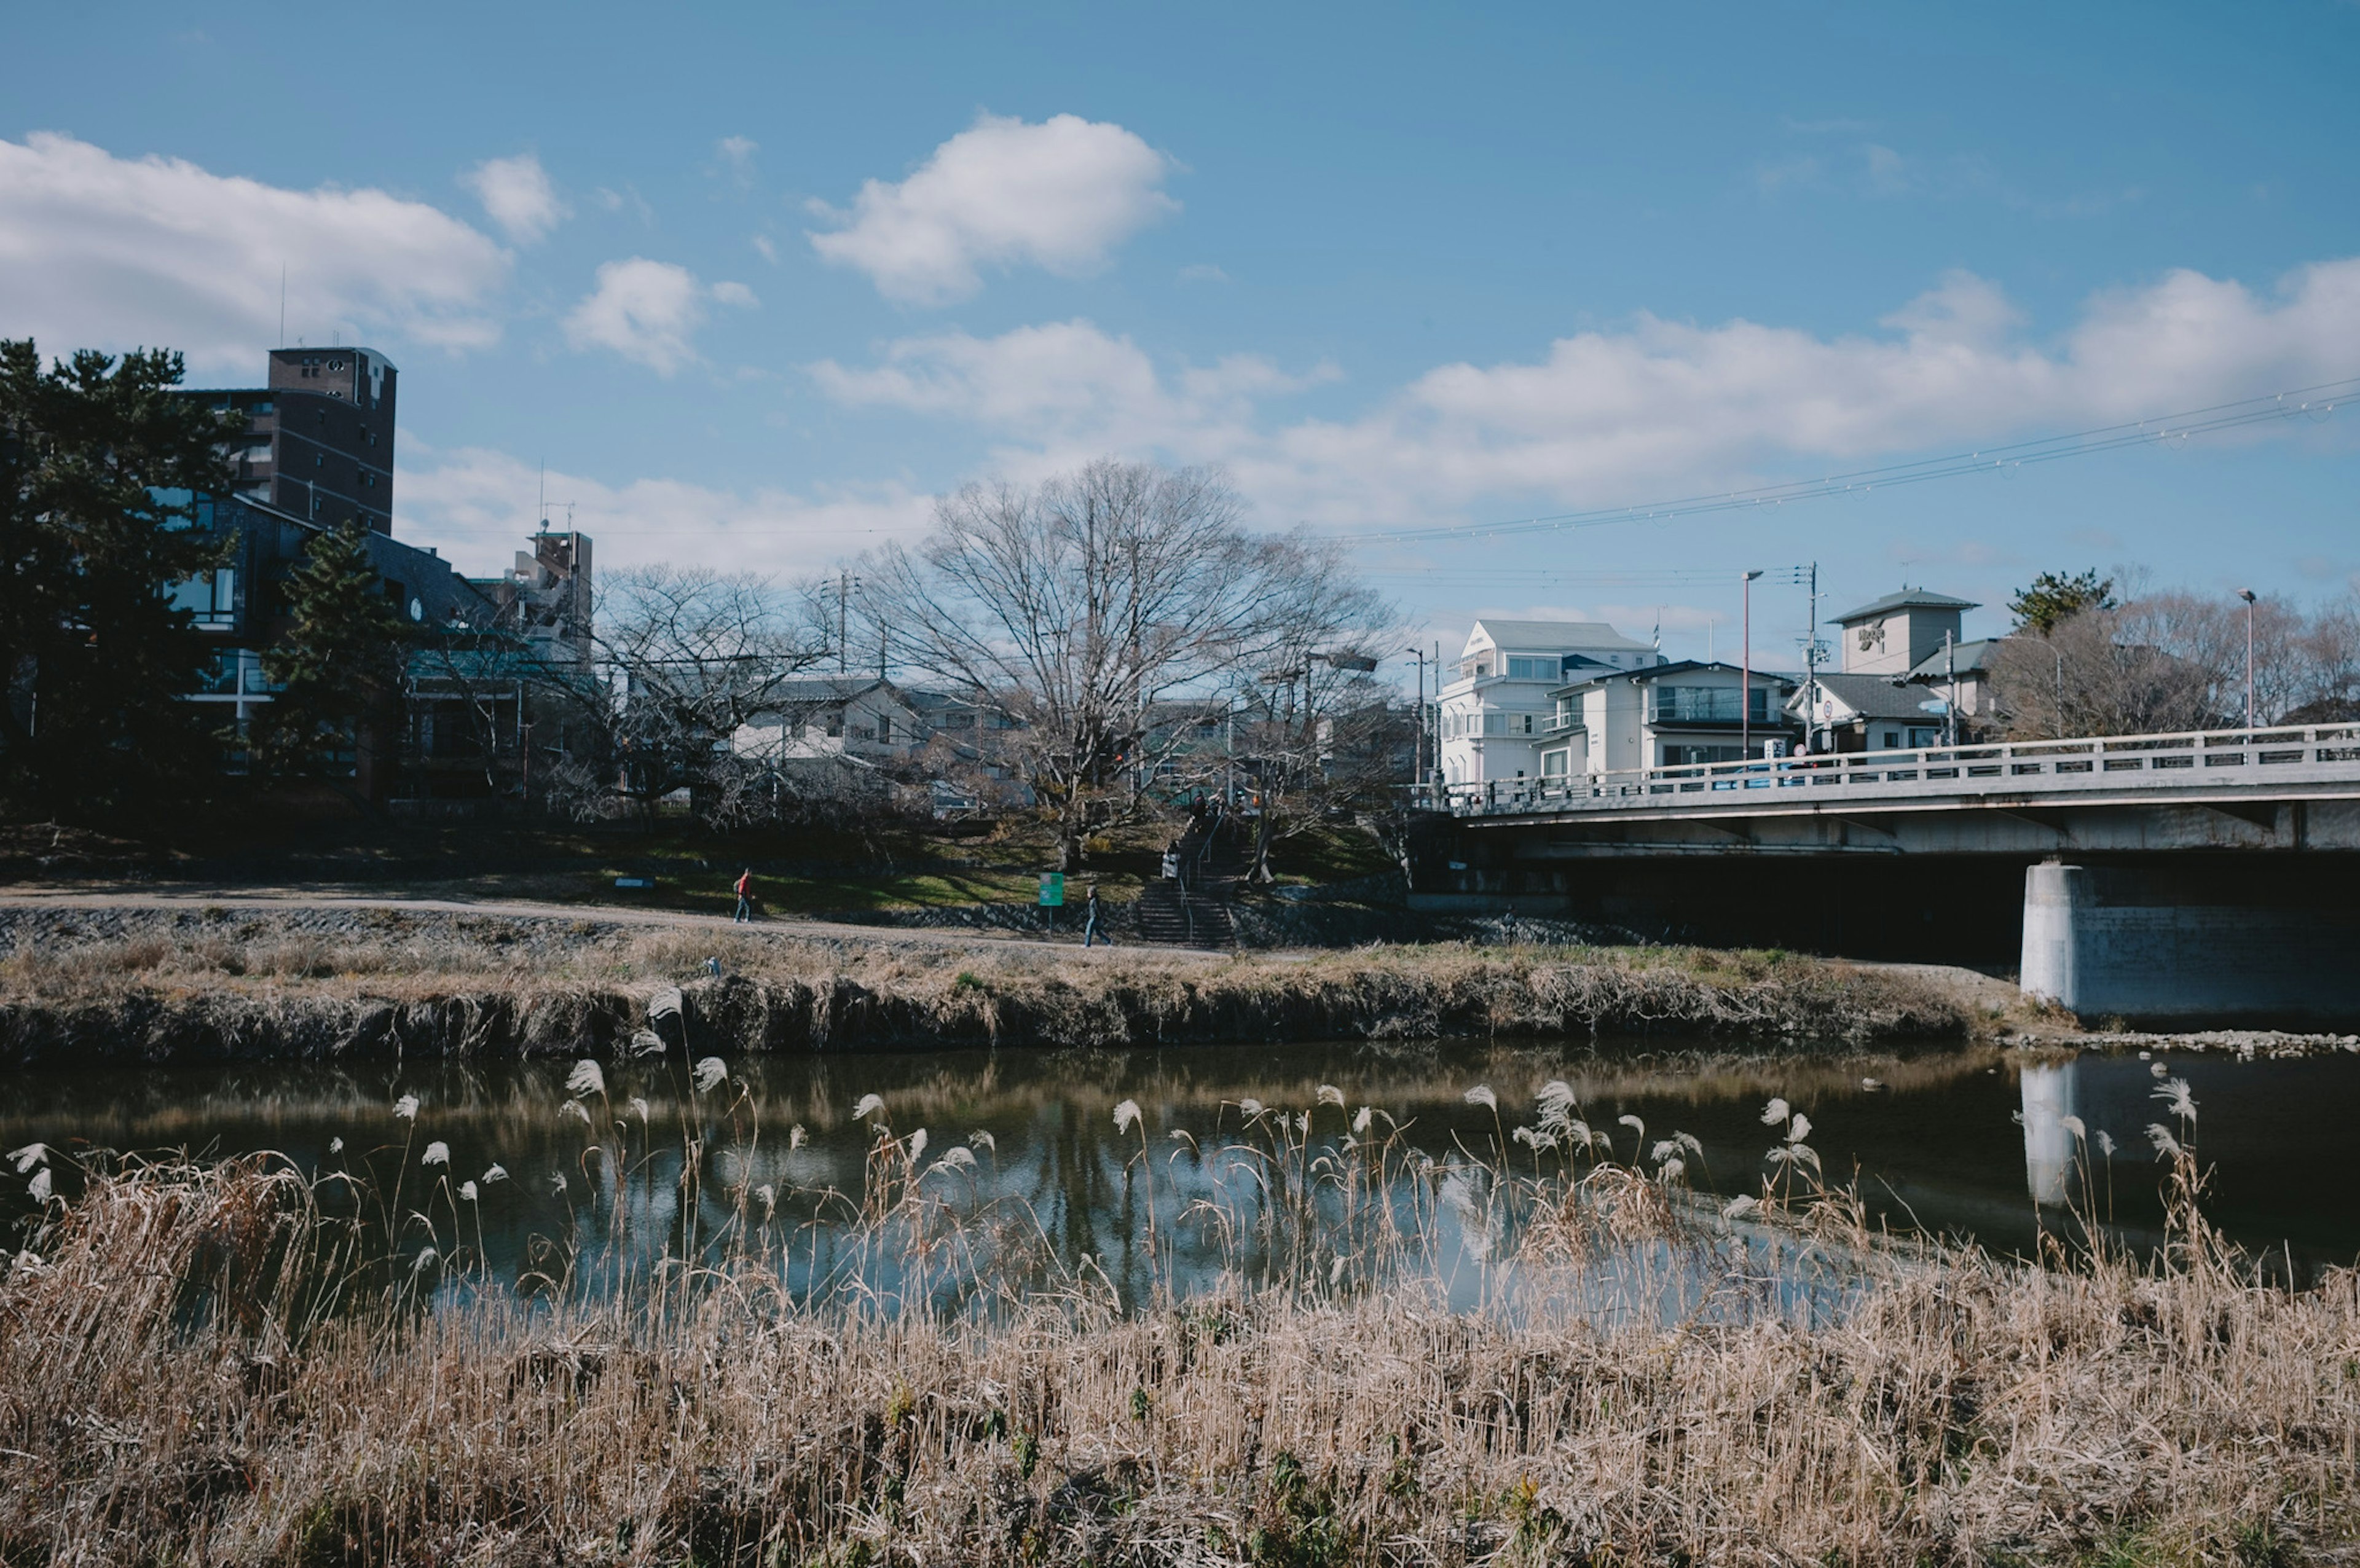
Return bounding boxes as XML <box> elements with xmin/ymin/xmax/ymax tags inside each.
<box><xmin>5</xmin><ymin>1041</ymin><xmax>2358</xmax><ymax>1307</ymax></box>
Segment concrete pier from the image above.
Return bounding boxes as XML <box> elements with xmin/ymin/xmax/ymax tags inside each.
<box><xmin>2020</xmin><ymin>861</ymin><xmax>2360</xmax><ymax>1027</ymax></box>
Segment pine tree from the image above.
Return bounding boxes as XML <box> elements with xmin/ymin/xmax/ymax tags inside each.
<box><xmin>253</xmin><ymin>521</ymin><xmax>409</xmax><ymax>781</ymax></box>
<box><xmin>2008</xmin><ymin>570</ymin><xmax>2117</xmax><ymax>635</ymax></box>
<box><xmin>0</xmin><ymin>340</ymin><xmax>242</xmax><ymax>818</ymax></box>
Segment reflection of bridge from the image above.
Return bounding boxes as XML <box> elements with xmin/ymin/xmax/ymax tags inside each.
<box><xmin>1417</xmin><ymin>724</ymin><xmax>2360</xmax><ymax>1026</ymax></box>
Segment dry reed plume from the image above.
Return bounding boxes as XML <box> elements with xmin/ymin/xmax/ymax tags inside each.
<box><xmin>0</xmin><ymin>1073</ymin><xmax>2349</xmax><ymax>1567</ymax></box>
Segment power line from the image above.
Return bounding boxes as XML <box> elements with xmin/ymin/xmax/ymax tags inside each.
<box><xmin>1329</xmin><ymin>375</ymin><xmax>2359</xmax><ymax>546</ymax></box>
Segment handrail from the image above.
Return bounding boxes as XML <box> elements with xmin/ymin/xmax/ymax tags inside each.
<box><xmin>1441</xmin><ymin>721</ymin><xmax>2360</xmax><ymax>818</ymax></box>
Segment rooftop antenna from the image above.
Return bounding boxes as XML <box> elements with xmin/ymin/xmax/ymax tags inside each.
<box><xmin>278</xmin><ymin>265</ymin><xmax>286</xmax><ymax>347</ymax></box>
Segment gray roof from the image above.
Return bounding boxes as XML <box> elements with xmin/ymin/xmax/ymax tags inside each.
<box><xmin>1827</xmin><ymin>587</ymin><xmax>1979</xmax><ymax>625</ymax></box>
<box><xmin>754</xmin><ymin>675</ymin><xmax>908</xmax><ymax>707</ymax></box>
<box><xmin>1800</xmin><ymin>673</ymin><xmax>1943</xmax><ymax>723</ymax></box>
<box><xmin>1554</xmin><ymin>659</ymin><xmax>1798</xmax><ymax>696</ymax></box>
<box><xmin>1904</xmin><ymin>637</ymin><xmax>2001</xmax><ymax>682</ymax></box>
<box><xmin>1467</xmin><ymin>617</ymin><xmax>1656</xmax><ymax>654</ymax></box>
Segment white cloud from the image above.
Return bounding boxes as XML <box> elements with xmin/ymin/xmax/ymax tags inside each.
<box><xmin>1178</xmin><ymin>262</ymin><xmax>1230</xmax><ymax>284</ymax></box>
<box><xmin>0</xmin><ymin>132</ymin><xmax>508</xmax><ymax>370</ymax></box>
<box><xmin>562</xmin><ymin>259</ymin><xmax>755</xmax><ymax>375</ymax></box>
<box><xmin>716</xmin><ymin>136</ymin><xmax>758</xmax><ymax>186</ymax></box>
<box><xmin>395</xmin><ymin>445</ymin><xmax>932</xmax><ymax>579</ymax></box>
<box><xmin>811</xmin><ymin>259</ymin><xmax>2360</xmax><ymax>527</ymax></box>
<box><xmin>461</xmin><ymin>151</ymin><xmax>566</xmax><ymax>245</ymax></box>
<box><xmin>811</xmin><ymin>318</ymin><xmax>1332</xmax><ymax>468</ymax></box>
<box><xmin>808</xmin><ymin>113</ymin><xmax>1177</xmax><ymax>305</ymax></box>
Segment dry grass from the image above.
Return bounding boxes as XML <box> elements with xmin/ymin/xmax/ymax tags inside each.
<box><xmin>1</xmin><ymin>1088</ymin><xmax>2351</xmax><ymax>1566</ymax></box>
<box><xmin>0</xmin><ymin>906</ymin><xmax>1969</xmax><ymax>1062</ymax></box>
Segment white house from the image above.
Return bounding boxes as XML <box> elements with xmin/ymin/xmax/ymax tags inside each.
<box><xmin>1535</xmin><ymin>661</ymin><xmax>1800</xmax><ymax>784</ymax></box>
<box><xmin>732</xmin><ymin>676</ymin><xmax>924</xmax><ymax>764</ymax></box>
<box><xmin>1437</xmin><ymin>618</ymin><xmax>1663</xmax><ymax>788</ymax></box>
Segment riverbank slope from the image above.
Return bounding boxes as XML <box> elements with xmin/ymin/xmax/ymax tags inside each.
<box><xmin>0</xmin><ymin>900</ymin><xmax>1975</xmax><ymax>1064</ymax></box>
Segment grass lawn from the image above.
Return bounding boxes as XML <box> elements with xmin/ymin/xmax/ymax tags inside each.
<box><xmin>52</xmin><ymin>805</ymin><xmax>1394</xmax><ymax>919</ymax></box>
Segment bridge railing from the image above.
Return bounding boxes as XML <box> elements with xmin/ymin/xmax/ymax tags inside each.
<box><xmin>1441</xmin><ymin>721</ymin><xmax>2360</xmax><ymax>817</ymax></box>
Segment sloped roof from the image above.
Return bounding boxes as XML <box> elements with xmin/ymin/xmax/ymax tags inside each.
<box><xmin>1800</xmin><ymin>673</ymin><xmax>1943</xmax><ymax>723</ymax></box>
<box><xmin>749</xmin><ymin>675</ymin><xmax>911</xmax><ymax>710</ymax></box>
<box><xmin>1465</xmin><ymin>617</ymin><xmax>1655</xmax><ymax>654</ymax></box>
<box><xmin>1827</xmin><ymin>587</ymin><xmax>1979</xmax><ymax>625</ymax></box>
<box><xmin>1904</xmin><ymin>637</ymin><xmax>2002</xmax><ymax>682</ymax></box>
<box><xmin>1554</xmin><ymin>659</ymin><xmax>1800</xmax><ymax>694</ymax></box>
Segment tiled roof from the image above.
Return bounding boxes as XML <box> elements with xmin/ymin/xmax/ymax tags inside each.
<box><xmin>1554</xmin><ymin>658</ymin><xmax>1799</xmax><ymax>694</ymax></box>
<box><xmin>1827</xmin><ymin>587</ymin><xmax>1979</xmax><ymax>625</ymax></box>
<box><xmin>1904</xmin><ymin>637</ymin><xmax>2002</xmax><ymax>681</ymax></box>
<box><xmin>1465</xmin><ymin>617</ymin><xmax>1656</xmax><ymax>654</ymax></box>
<box><xmin>1800</xmin><ymin>673</ymin><xmax>1945</xmax><ymax>722</ymax></box>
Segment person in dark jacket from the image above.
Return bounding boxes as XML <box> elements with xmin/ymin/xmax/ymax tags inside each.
<box><xmin>1082</xmin><ymin>885</ymin><xmax>1106</xmax><ymax>947</ymax></box>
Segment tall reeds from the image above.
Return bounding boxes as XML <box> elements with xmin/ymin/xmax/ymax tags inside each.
<box><xmin>2</xmin><ymin>1068</ymin><xmax>2353</xmax><ymax>1564</ymax></box>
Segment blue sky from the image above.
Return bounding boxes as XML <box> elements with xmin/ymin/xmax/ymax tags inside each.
<box><xmin>5</xmin><ymin>1</ymin><xmax>2358</xmax><ymax>670</ymax></box>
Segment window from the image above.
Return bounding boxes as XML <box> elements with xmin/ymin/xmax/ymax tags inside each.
<box><xmin>1504</xmin><ymin>656</ymin><xmax>1556</xmax><ymax>680</ymax></box>
<box><xmin>168</xmin><ymin>569</ymin><xmax>237</xmax><ymax>629</ymax></box>
<box><xmin>1881</xmin><ymin>731</ymin><xmax>1900</xmax><ymax>749</ymax></box>
<box><xmin>1664</xmin><ymin>744</ymin><xmax>1744</xmax><ymax>765</ymax></box>
<box><xmin>877</xmin><ymin>715</ymin><xmax>892</xmax><ymax>743</ymax></box>
<box><xmin>1653</xmin><ymin>686</ymin><xmax>1772</xmax><ymax>723</ymax></box>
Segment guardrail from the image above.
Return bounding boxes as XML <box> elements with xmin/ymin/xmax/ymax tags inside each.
<box><xmin>1439</xmin><ymin>723</ymin><xmax>2360</xmax><ymax>818</ymax></box>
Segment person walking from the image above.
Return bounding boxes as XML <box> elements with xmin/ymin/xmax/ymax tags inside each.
<box><xmin>732</xmin><ymin>867</ymin><xmax>755</xmax><ymax>923</ymax></box>
<box><xmin>1082</xmin><ymin>884</ymin><xmax>1106</xmax><ymax>948</ymax></box>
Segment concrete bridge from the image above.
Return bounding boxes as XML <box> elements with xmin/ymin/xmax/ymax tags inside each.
<box><xmin>1417</xmin><ymin>723</ymin><xmax>2360</xmax><ymax>1027</ymax></box>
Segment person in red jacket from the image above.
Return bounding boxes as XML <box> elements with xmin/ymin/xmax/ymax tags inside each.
<box><xmin>732</xmin><ymin>868</ymin><xmax>755</xmax><ymax>923</ymax></box>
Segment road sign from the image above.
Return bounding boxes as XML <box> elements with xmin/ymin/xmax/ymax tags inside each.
<box><xmin>1037</xmin><ymin>872</ymin><xmax>1065</xmax><ymax>907</ymax></box>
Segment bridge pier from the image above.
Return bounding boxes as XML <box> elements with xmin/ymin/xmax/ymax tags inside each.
<box><xmin>2020</xmin><ymin>860</ymin><xmax>2360</xmax><ymax>1028</ymax></box>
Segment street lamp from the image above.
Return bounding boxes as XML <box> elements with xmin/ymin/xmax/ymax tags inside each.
<box><xmin>2236</xmin><ymin>587</ymin><xmax>2257</xmax><ymax>731</ymax></box>
<box><xmin>1740</xmin><ymin>570</ymin><xmax>1764</xmax><ymax>760</ymax></box>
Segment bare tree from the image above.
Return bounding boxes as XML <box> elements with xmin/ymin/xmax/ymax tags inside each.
<box><xmin>858</xmin><ymin>459</ymin><xmax>1387</xmax><ymax>868</ymax></box>
<box><xmin>545</xmin><ymin>565</ymin><xmax>830</xmax><ymax>826</ymax></box>
<box><xmin>1222</xmin><ymin>539</ymin><xmax>1405</xmax><ymax>877</ymax></box>
<box><xmin>1988</xmin><ymin>576</ymin><xmax>2347</xmax><ymax>738</ymax></box>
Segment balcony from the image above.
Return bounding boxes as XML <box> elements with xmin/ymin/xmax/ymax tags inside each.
<box><xmin>1650</xmin><ymin>688</ymin><xmax>1771</xmax><ymax>725</ymax></box>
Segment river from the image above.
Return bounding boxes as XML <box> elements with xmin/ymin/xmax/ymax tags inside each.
<box><xmin>4</xmin><ymin>1040</ymin><xmax>2355</xmax><ymax>1309</ymax></box>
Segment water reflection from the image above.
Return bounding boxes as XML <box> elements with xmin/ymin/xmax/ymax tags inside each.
<box><xmin>5</xmin><ymin>1040</ymin><xmax>2358</xmax><ymax>1306</ymax></box>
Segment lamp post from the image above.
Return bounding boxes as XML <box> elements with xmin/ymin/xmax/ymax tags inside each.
<box><xmin>2236</xmin><ymin>588</ymin><xmax>2257</xmax><ymax>731</ymax></box>
<box><xmin>1740</xmin><ymin>570</ymin><xmax>1763</xmax><ymax>761</ymax></box>
<box><xmin>1404</xmin><ymin>645</ymin><xmax>1426</xmax><ymax>804</ymax></box>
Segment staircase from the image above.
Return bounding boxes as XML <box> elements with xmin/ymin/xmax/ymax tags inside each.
<box><xmin>1134</xmin><ymin>810</ymin><xmax>1247</xmax><ymax>949</ymax></box>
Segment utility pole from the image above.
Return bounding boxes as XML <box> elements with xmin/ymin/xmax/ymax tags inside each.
<box><xmin>2237</xmin><ymin>587</ymin><xmax>2257</xmax><ymax>730</ymax></box>
<box><xmin>836</xmin><ymin>572</ymin><xmax>852</xmax><ymax>673</ymax></box>
<box><xmin>1740</xmin><ymin>569</ymin><xmax>1763</xmax><ymax>761</ymax></box>
<box><xmin>2054</xmin><ymin>646</ymin><xmax>2065</xmax><ymax>740</ymax></box>
<box><xmin>1943</xmin><ymin>629</ymin><xmax>1957</xmax><ymax>747</ymax></box>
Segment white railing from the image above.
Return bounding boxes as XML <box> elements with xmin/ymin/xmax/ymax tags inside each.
<box><xmin>1439</xmin><ymin>723</ymin><xmax>2360</xmax><ymax>818</ymax></box>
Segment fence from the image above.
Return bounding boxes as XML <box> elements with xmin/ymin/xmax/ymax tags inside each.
<box><xmin>1439</xmin><ymin>722</ymin><xmax>2360</xmax><ymax>818</ymax></box>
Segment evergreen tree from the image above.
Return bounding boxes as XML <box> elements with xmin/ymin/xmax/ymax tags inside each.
<box><xmin>253</xmin><ymin>522</ymin><xmax>409</xmax><ymax>781</ymax></box>
<box><xmin>0</xmin><ymin>340</ymin><xmax>240</xmax><ymax>818</ymax></box>
<box><xmin>2008</xmin><ymin>569</ymin><xmax>2117</xmax><ymax>635</ymax></box>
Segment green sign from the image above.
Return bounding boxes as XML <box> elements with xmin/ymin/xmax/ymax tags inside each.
<box><xmin>1037</xmin><ymin>872</ymin><xmax>1066</xmax><ymax>907</ymax></box>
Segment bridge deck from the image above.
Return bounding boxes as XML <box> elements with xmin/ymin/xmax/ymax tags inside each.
<box><xmin>1446</xmin><ymin>723</ymin><xmax>2360</xmax><ymax>827</ymax></box>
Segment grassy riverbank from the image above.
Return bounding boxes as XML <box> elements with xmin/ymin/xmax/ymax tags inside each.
<box><xmin>0</xmin><ymin>904</ymin><xmax>1974</xmax><ymax>1063</ymax></box>
<box><xmin>1</xmin><ymin>1118</ymin><xmax>2350</xmax><ymax>1564</ymax></box>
